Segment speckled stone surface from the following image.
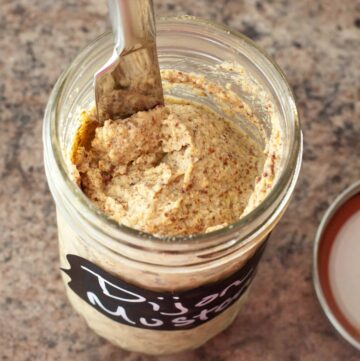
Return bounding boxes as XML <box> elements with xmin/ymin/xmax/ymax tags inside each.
<box><xmin>1</xmin><ymin>0</ymin><xmax>360</xmax><ymax>360</ymax></box>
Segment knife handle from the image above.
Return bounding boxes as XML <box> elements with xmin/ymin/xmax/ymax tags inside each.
<box><xmin>108</xmin><ymin>0</ymin><xmax>156</xmax><ymax>55</ymax></box>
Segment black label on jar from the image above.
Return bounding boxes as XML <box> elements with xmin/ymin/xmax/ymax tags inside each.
<box><xmin>61</xmin><ymin>239</ymin><xmax>268</xmax><ymax>331</ymax></box>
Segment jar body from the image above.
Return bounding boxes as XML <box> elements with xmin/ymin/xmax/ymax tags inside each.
<box><xmin>58</xmin><ymin>213</ymin><xmax>264</xmax><ymax>354</ymax></box>
<box><xmin>44</xmin><ymin>17</ymin><xmax>302</xmax><ymax>355</ymax></box>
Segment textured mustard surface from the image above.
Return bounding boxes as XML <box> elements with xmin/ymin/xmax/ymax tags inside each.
<box><xmin>72</xmin><ymin>100</ymin><xmax>265</xmax><ymax>236</ymax></box>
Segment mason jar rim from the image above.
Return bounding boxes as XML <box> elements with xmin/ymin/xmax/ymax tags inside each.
<box><xmin>44</xmin><ymin>15</ymin><xmax>302</xmax><ymax>250</ymax></box>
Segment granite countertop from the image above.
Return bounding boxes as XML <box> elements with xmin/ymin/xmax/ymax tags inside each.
<box><xmin>1</xmin><ymin>0</ymin><xmax>360</xmax><ymax>360</ymax></box>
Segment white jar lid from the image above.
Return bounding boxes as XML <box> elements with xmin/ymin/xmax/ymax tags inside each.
<box><xmin>314</xmin><ymin>180</ymin><xmax>360</xmax><ymax>351</ymax></box>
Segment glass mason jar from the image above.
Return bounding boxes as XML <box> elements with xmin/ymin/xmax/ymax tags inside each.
<box><xmin>43</xmin><ymin>16</ymin><xmax>302</xmax><ymax>355</ymax></box>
